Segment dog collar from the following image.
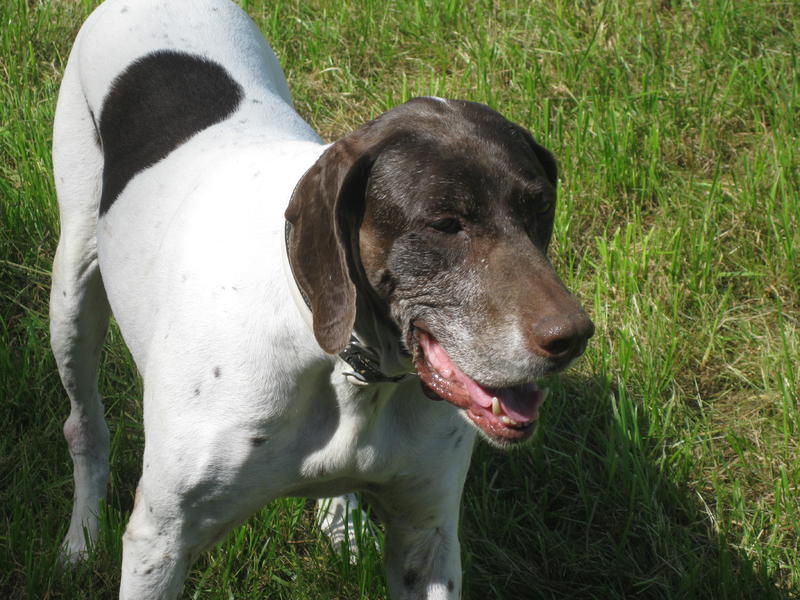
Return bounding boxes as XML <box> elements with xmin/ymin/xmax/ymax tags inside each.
<box><xmin>282</xmin><ymin>221</ymin><xmax>407</xmax><ymax>386</ymax></box>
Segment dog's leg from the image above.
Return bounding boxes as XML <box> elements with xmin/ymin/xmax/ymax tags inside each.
<box><xmin>316</xmin><ymin>493</ymin><xmax>378</xmax><ymax>562</ymax></box>
<box><xmin>383</xmin><ymin>516</ymin><xmax>462</xmax><ymax>600</ymax></box>
<box><xmin>51</xmin><ymin>43</ymin><xmax>111</xmax><ymax>562</ymax></box>
<box><xmin>121</xmin><ymin>474</ymin><xmax>263</xmax><ymax>600</ymax></box>
<box><xmin>369</xmin><ymin>488</ymin><xmax>465</xmax><ymax>600</ymax></box>
<box><xmin>119</xmin><ymin>402</ymin><xmax>271</xmax><ymax>599</ymax></box>
<box><xmin>119</xmin><ymin>463</ymin><xmax>267</xmax><ymax>598</ymax></box>
<box><xmin>119</xmin><ymin>480</ymin><xmax>197</xmax><ymax>600</ymax></box>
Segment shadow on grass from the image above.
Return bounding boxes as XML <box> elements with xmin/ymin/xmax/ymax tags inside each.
<box><xmin>0</xmin><ymin>294</ymin><xmax>788</xmax><ymax>599</ymax></box>
<box><xmin>461</xmin><ymin>373</ymin><xmax>787</xmax><ymax>600</ymax></box>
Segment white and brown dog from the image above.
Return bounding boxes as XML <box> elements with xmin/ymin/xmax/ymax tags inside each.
<box><xmin>50</xmin><ymin>0</ymin><xmax>594</xmax><ymax>597</ymax></box>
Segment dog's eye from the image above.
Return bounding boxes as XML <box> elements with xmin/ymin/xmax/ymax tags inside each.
<box><xmin>429</xmin><ymin>218</ymin><xmax>462</xmax><ymax>234</ymax></box>
<box><xmin>536</xmin><ymin>199</ymin><xmax>554</xmax><ymax>215</ymax></box>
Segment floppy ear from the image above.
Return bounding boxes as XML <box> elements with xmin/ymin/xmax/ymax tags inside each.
<box><xmin>520</xmin><ymin>127</ymin><xmax>558</xmax><ymax>188</ymax></box>
<box><xmin>284</xmin><ymin>138</ymin><xmax>375</xmax><ymax>354</ymax></box>
<box><xmin>531</xmin><ymin>140</ymin><xmax>558</xmax><ymax>188</ymax></box>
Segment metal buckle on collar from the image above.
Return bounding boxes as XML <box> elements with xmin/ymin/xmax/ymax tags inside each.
<box><xmin>339</xmin><ymin>336</ymin><xmax>408</xmax><ymax>386</ymax></box>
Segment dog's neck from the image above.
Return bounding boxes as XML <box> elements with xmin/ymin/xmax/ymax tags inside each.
<box><xmin>282</xmin><ymin>220</ymin><xmax>410</xmax><ymax>385</ymax></box>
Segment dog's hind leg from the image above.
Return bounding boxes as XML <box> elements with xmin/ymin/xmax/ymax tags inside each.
<box><xmin>50</xmin><ymin>39</ymin><xmax>111</xmax><ymax>562</ymax></box>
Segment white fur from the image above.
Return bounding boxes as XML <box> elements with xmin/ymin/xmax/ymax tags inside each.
<box><xmin>51</xmin><ymin>1</ymin><xmax>474</xmax><ymax>598</ymax></box>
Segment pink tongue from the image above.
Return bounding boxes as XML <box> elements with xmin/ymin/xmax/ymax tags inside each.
<box><xmin>494</xmin><ymin>384</ymin><xmax>541</xmax><ymax>421</ymax></box>
<box><xmin>418</xmin><ymin>332</ymin><xmax>541</xmax><ymax>421</ymax></box>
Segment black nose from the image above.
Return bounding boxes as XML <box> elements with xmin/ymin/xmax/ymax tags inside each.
<box><xmin>532</xmin><ymin>312</ymin><xmax>594</xmax><ymax>363</ymax></box>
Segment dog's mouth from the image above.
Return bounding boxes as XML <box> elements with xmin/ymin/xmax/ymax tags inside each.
<box><xmin>410</xmin><ymin>325</ymin><xmax>546</xmax><ymax>443</ymax></box>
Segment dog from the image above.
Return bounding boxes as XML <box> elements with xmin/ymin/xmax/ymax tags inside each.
<box><xmin>50</xmin><ymin>0</ymin><xmax>594</xmax><ymax>597</ymax></box>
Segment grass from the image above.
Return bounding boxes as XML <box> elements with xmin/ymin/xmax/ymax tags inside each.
<box><xmin>1</xmin><ymin>0</ymin><xmax>798</xmax><ymax>597</ymax></box>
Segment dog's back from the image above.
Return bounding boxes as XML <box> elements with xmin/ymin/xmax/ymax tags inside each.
<box><xmin>66</xmin><ymin>0</ymin><xmax>293</xmax><ymax>114</ymax></box>
<box><xmin>53</xmin><ymin>0</ymin><xmax>324</xmax><ymax>366</ymax></box>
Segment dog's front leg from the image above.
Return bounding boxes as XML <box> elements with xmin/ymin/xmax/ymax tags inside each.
<box><xmin>119</xmin><ymin>463</ymin><xmax>255</xmax><ymax>599</ymax></box>
<box><xmin>383</xmin><ymin>511</ymin><xmax>462</xmax><ymax>600</ymax></box>
<box><xmin>367</xmin><ymin>483</ymin><xmax>465</xmax><ymax>600</ymax></box>
<box><xmin>119</xmin><ymin>475</ymin><xmax>204</xmax><ymax>600</ymax></box>
<box><xmin>118</xmin><ymin>408</ymin><xmax>270</xmax><ymax>599</ymax></box>
<box><xmin>120</xmin><ymin>501</ymin><xmax>191</xmax><ymax>600</ymax></box>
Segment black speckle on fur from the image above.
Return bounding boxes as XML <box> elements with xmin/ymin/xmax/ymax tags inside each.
<box><xmin>250</xmin><ymin>437</ymin><xmax>266</xmax><ymax>447</ymax></box>
<box><xmin>448</xmin><ymin>579</ymin><xmax>454</xmax><ymax>592</ymax></box>
<box><xmin>98</xmin><ymin>50</ymin><xmax>243</xmax><ymax>215</ymax></box>
<box><xmin>213</xmin><ymin>366</ymin><xmax>221</xmax><ymax>378</ymax></box>
<box><xmin>403</xmin><ymin>570</ymin><xmax>418</xmax><ymax>588</ymax></box>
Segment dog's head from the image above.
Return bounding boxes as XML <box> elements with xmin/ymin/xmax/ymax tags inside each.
<box><xmin>286</xmin><ymin>97</ymin><xmax>593</xmax><ymax>446</ymax></box>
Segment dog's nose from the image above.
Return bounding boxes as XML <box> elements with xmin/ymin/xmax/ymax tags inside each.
<box><xmin>531</xmin><ymin>312</ymin><xmax>594</xmax><ymax>363</ymax></box>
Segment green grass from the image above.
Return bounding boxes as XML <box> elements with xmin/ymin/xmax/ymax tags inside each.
<box><xmin>1</xmin><ymin>0</ymin><xmax>798</xmax><ymax>597</ymax></box>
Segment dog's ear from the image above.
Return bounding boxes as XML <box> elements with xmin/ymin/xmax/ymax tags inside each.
<box><xmin>532</xmin><ymin>139</ymin><xmax>558</xmax><ymax>189</ymax></box>
<box><xmin>285</xmin><ymin>135</ymin><xmax>378</xmax><ymax>354</ymax></box>
<box><xmin>519</xmin><ymin>127</ymin><xmax>558</xmax><ymax>189</ymax></box>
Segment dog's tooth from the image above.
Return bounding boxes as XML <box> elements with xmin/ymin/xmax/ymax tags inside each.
<box><xmin>491</xmin><ymin>396</ymin><xmax>502</xmax><ymax>416</ymax></box>
<box><xmin>500</xmin><ymin>416</ymin><xmax>520</xmax><ymax>426</ymax></box>
<box><xmin>541</xmin><ymin>388</ymin><xmax>550</xmax><ymax>402</ymax></box>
